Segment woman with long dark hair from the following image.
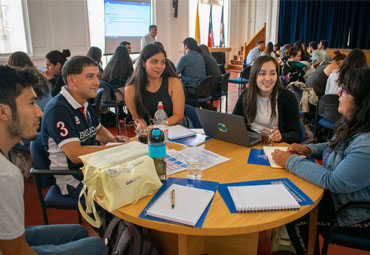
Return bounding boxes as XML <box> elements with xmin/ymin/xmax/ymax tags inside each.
<box><xmin>261</xmin><ymin>42</ymin><xmax>276</xmax><ymax>58</ymax></box>
<box><xmin>124</xmin><ymin>44</ymin><xmax>185</xmax><ymax>126</ymax></box>
<box><xmin>232</xmin><ymin>55</ymin><xmax>301</xmax><ymax>143</ymax></box>
<box><xmin>325</xmin><ymin>48</ymin><xmax>367</xmax><ymax>94</ymax></box>
<box><xmin>45</xmin><ymin>49</ymin><xmax>70</xmax><ymax>96</ymax></box>
<box><xmin>101</xmin><ymin>46</ymin><xmax>133</xmax><ymax>89</ymax></box>
<box><xmin>86</xmin><ymin>46</ymin><xmax>103</xmax><ymax>75</ymax></box>
<box><xmin>272</xmin><ymin>67</ymin><xmax>370</xmax><ymax>255</ymax></box>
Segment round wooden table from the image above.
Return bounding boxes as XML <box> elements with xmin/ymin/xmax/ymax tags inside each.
<box><xmin>97</xmin><ymin>139</ymin><xmax>324</xmax><ymax>255</ymax></box>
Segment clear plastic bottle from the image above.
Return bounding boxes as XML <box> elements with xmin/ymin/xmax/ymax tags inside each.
<box><xmin>153</xmin><ymin>101</ymin><xmax>168</xmax><ymax>143</ymax></box>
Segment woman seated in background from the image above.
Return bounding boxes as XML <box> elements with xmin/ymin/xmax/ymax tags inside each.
<box><xmin>282</xmin><ymin>46</ymin><xmax>310</xmax><ymax>83</ymax></box>
<box><xmin>8</xmin><ymin>51</ymin><xmax>51</xmax><ymax>110</ymax></box>
<box><xmin>293</xmin><ymin>41</ymin><xmax>310</xmax><ymax>62</ymax></box>
<box><xmin>87</xmin><ymin>46</ymin><xmax>103</xmax><ymax>75</ymax></box>
<box><xmin>125</xmin><ymin>44</ymin><xmax>185</xmax><ymax>127</ymax></box>
<box><xmin>305</xmin><ymin>50</ymin><xmax>346</xmax><ymax>96</ymax></box>
<box><xmin>261</xmin><ymin>42</ymin><xmax>277</xmax><ymax>58</ymax></box>
<box><xmin>45</xmin><ymin>49</ymin><xmax>70</xmax><ymax>97</ymax></box>
<box><xmin>325</xmin><ymin>48</ymin><xmax>367</xmax><ymax>94</ymax></box>
<box><xmin>232</xmin><ymin>55</ymin><xmax>301</xmax><ymax>144</ymax></box>
<box><xmin>272</xmin><ymin>68</ymin><xmax>370</xmax><ymax>255</ymax></box>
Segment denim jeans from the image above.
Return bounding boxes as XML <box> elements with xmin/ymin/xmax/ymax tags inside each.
<box><xmin>25</xmin><ymin>224</ymin><xmax>107</xmax><ymax>255</ymax></box>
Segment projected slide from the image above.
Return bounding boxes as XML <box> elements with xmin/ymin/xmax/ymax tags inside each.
<box><xmin>104</xmin><ymin>0</ymin><xmax>151</xmax><ymax>54</ymax></box>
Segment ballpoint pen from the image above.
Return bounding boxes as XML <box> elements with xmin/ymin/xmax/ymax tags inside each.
<box><xmin>171</xmin><ymin>189</ymin><xmax>175</xmax><ymax>209</ymax></box>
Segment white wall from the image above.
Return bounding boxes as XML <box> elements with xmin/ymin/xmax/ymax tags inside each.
<box><xmin>0</xmin><ymin>0</ymin><xmax>279</xmax><ymax>67</ymax></box>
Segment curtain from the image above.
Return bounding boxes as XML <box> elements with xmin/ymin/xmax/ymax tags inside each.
<box><xmin>278</xmin><ymin>0</ymin><xmax>370</xmax><ymax>49</ymax></box>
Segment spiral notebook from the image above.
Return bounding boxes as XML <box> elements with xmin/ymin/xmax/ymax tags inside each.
<box><xmin>228</xmin><ymin>184</ymin><xmax>300</xmax><ymax>212</ymax></box>
<box><xmin>146</xmin><ymin>183</ymin><xmax>215</xmax><ymax>226</ymax></box>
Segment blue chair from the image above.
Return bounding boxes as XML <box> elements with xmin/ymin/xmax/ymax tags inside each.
<box><xmin>213</xmin><ymin>72</ymin><xmax>230</xmax><ymax>113</ymax></box>
<box><xmin>185</xmin><ymin>76</ymin><xmax>215</xmax><ymax>108</ymax></box>
<box><xmin>184</xmin><ymin>104</ymin><xmax>202</xmax><ymax>128</ymax></box>
<box><xmin>316</xmin><ymin>94</ymin><xmax>341</xmax><ymax>140</ymax></box>
<box><xmin>99</xmin><ymin>80</ymin><xmax>125</xmax><ymax>135</ymax></box>
<box><xmin>228</xmin><ymin>65</ymin><xmax>252</xmax><ymax>95</ymax></box>
<box><xmin>30</xmin><ymin>132</ymin><xmax>82</xmax><ymax>225</ymax></box>
<box><xmin>321</xmin><ymin>202</ymin><xmax>370</xmax><ymax>254</ymax></box>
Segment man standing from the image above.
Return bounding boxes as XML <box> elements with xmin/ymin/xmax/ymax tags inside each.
<box><xmin>141</xmin><ymin>25</ymin><xmax>157</xmax><ymax>50</ymax></box>
<box><xmin>0</xmin><ymin>65</ymin><xmax>107</xmax><ymax>255</ymax></box>
<box><xmin>42</xmin><ymin>56</ymin><xmax>124</xmax><ymax>198</ymax></box>
<box><xmin>177</xmin><ymin>37</ymin><xmax>206</xmax><ymax>97</ymax></box>
<box><xmin>246</xmin><ymin>40</ymin><xmax>265</xmax><ymax>65</ymax></box>
<box><xmin>309</xmin><ymin>41</ymin><xmax>325</xmax><ymax>68</ymax></box>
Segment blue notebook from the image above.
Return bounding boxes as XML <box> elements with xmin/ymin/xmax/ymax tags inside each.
<box><xmin>218</xmin><ymin>178</ymin><xmax>314</xmax><ymax>213</ymax></box>
<box><xmin>139</xmin><ymin>177</ymin><xmax>219</xmax><ymax>227</ymax></box>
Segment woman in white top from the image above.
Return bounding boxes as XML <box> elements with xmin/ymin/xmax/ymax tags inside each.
<box><xmin>261</xmin><ymin>42</ymin><xmax>277</xmax><ymax>58</ymax></box>
<box><xmin>325</xmin><ymin>48</ymin><xmax>367</xmax><ymax>94</ymax></box>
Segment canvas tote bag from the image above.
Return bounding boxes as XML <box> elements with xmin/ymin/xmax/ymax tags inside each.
<box><xmin>78</xmin><ymin>141</ymin><xmax>162</xmax><ymax>228</ymax></box>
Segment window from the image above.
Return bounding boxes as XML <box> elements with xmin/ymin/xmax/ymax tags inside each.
<box><xmin>0</xmin><ymin>0</ymin><xmax>31</xmax><ymax>55</ymax></box>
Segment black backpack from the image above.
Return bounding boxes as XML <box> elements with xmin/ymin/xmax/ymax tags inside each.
<box><xmin>103</xmin><ymin>217</ymin><xmax>159</xmax><ymax>255</ymax></box>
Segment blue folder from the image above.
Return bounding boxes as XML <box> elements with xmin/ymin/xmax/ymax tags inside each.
<box><xmin>169</xmin><ymin>133</ymin><xmax>211</xmax><ymax>147</ymax></box>
<box><xmin>139</xmin><ymin>177</ymin><xmax>219</xmax><ymax>227</ymax></box>
<box><xmin>219</xmin><ymin>178</ymin><xmax>314</xmax><ymax>213</ymax></box>
<box><xmin>248</xmin><ymin>149</ymin><xmax>315</xmax><ymax>166</ymax></box>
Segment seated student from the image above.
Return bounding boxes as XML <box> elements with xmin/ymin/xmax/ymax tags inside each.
<box><xmin>0</xmin><ymin>65</ymin><xmax>107</xmax><ymax>255</ymax></box>
<box><xmin>199</xmin><ymin>44</ymin><xmax>221</xmax><ymax>83</ymax></box>
<box><xmin>282</xmin><ymin>46</ymin><xmax>310</xmax><ymax>83</ymax></box>
<box><xmin>325</xmin><ymin>48</ymin><xmax>368</xmax><ymax>95</ymax></box>
<box><xmin>125</xmin><ymin>44</ymin><xmax>185</xmax><ymax>127</ymax></box>
<box><xmin>8</xmin><ymin>51</ymin><xmax>51</xmax><ymax>111</ymax></box>
<box><xmin>306</xmin><ymin>50</ymin><xmax>346</xmax><ymax>96</ymax></box>
<box><xmin>119</xmin><ymin>41</ymin><xmax>132</xmax><ymax>53</ymax></box>
<box><xmin>309</xmin><ymin>41</ymin><xmax>325</xmax><ymax>68</ymax></box>
<box><xmin>87</xmin><ymin>46</ymin><xmax>103</xmax><ymax>75</ymax></box>
<box><xmin>293</xmin><ymin>41</ymin><xmax>310</xmax><ymax>62</ymax></box>
<box><xmin>42</xmin><ymin>56</ymin><xmax>124</xmax><ymax>198</ymax></box>
<box><xmin>272</xmin><ymin>68</ymin><xmax>370</xmax><ymax>255</ymax></box>
<box><xmin>246</xmin><ymin>40</ymin><xmax>265</xmax><ymax>65</ymax></box>
<box><xmin>45</xmin><ymin>49</ymin><xmax>71</xmax><ymax>97</ymax></box>
<box><xmin>232</xmin><ymin>55</ymin><xmax>301</xmax><ymax>144</ymax></box>
<box><xmin>261</xmin><ymin>42</ymin><xmax>277</xmax><ymax>58</ymax></box>
<box><xmin>273</xmin><ymin>44</ymin><xmax>280</xmax><ymax>58</ymax></box>
<box><xmin>154</xmin><ymin>41</ymin><xmax>177</xmax><ymax>74</ymax></box>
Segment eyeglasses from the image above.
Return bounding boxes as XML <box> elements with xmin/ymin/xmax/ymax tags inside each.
<box><xmin>339</xmin><ymin>86</ymin><xmax>350</xmax><ymax>97</ymax></box>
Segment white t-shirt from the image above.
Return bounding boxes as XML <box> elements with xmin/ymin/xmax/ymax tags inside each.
<box><xmin>0</xmin><ymin>153</ymin><xmax>24</xmax><ymax>240</ymax></box>
<box><xmin>325</xmin><ymin>71</ymin><xmax>340</xmax><ymax>95</ymax></box>
<box><xmin>250</xmin><ymin>95</ymin><xmax>279</xmax><ymax>133</ymax></box>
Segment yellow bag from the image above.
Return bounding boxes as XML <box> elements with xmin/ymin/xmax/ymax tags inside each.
<box><xmin>78</xmin><ymin>141</ymin><xmax>162</xmax><ymax>228</ymax></box>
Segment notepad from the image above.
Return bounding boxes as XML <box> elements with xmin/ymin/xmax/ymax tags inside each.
<box><xmin>228</xmin><ymin>184</ymin><xmax>300</xmax><ymax>212</ymax></box>
<box><xmin>146</xmin><ymin>184</ymin><xmax>215</xmax><ymax>226</ymax></box>
<box><xmin>168</xmin><ymin>125</ymin><xmax>196</xmax><ymax>140</ymax></box>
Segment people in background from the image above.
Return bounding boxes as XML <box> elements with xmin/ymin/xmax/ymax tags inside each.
<box><xmin>125</xmin><ymin>44</ymin><xmax>185</xmax><ymax>127</ymax></box>
<box><xmin>319</xmin><ymin>39</ymin><xmax>330</xmax><ymax>63</ymax></box>
<box><xmin>306</xmin><ymin>50</ymin><xmax>346</xmax><ymax>96</ymax></box>
<box><xmin>325</xmin><ymin>48</ymin><xmax>367</xmax><ymax>94</ymax></box>
<box><xmin>293</xmin><ymin>41</ymin><xmax>310</xmax><ymax>62</ymax></box>
<box><xmin>176</xmin><ymin>37</ymin><xmax>206</xmax><ymax>100</ymax></box>
<box><xmin>86</xmin><ymin>46</ymin><xmax>103</xmax><ymax>75</ymax></box>
<box><xmin>45</xmin><ymin>49</ymin><xmax>71</xmax><ymax>97</ymax></box>
<box><xmin>233</xmin><ymin>55</ymin><xmax>301</xmax><ymax>144</ymax></box>
<box><xmin>154</xmin><ymin>41</ymin><xmax>177</xmax><ymax>73</ymax></box>
<box><xmin>261</xmin><ymin>42</ymin><xmax>276</xmax><ymax>58</ymax></box>
<box><xmin>309</xmin><ymin>41</ymin><xmax>325</xmax><ymax>68</ymax></box>
<box><xmin>141</xmin><ymin>25</ymin><xmax>157</xmax><ymax>50</ymax></box>
<box><xmin>273</xmin><ymin>44</ymin><xmax>280</xmax><ymax>58</ymax></box>
<box><xmin>120</xmin><ymin>41</ymin><xmax>132</xmax><ymax>53</ymax></box>
<box><xmin>8</xmin><ymin>51</ymin><xmax>51</xmax><ymax>110</ymax></box>
<box><xmin>101</xmin><ymin>46</ymin><xmax>133</xmax><ymax>90</ymax></box>
<box><xmin>282</xmin><ymin>46</ymin><xmax>310</xmax><ymax>83</ymax></box>
<box><xmin>272</xmin><ymin>68</ymin><xmax>370</xmax><ymax>255</ymax></box>
<box><xmin>42</xmin><ymin>56</ymin><xmax>124</xmax><ymax>198</ymax></box>
<box><xmin>199</xmin><ymin>44</ymin><xmax>222</xmax><ymax>84</ymax></box>
<box><xmin>0</xmin><ymin>65</ymin><xmax>107</xmax><ymax>255</ymax></box>
<box><xmin>246</xmin><ymin>40</ymin><xmax>265</xmax><ymax>65</ymax></box>
<box><xmin>278</xmin><ymin>44</ymin><xmax>292</xmax><ymax>64</ymax></box>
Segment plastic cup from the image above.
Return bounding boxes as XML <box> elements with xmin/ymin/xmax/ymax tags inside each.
<box><xmin>261</xmin><ymin>130</ymin><xmax>272</xmax><ymax>146</ymax></box>
<box><xmin>135</xmin><ymin>128</ymin><xmax>148</xmax><ymax>144</ymax></box>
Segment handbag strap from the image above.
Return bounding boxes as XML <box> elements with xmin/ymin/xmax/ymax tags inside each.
<box><xmin>78</xmin><ymin>184</ymin><xmax>102</xmax><ymax>228</ymax></box>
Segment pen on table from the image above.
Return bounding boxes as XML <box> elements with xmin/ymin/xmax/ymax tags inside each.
<box><xmin>171</xmin><ymin>189</ymin><xmax>175</xmax><ymax>209</ymax></box>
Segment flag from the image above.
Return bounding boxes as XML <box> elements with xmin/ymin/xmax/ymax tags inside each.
<box><xmin>219</xmin><ymin>0</ymin><xmax>225</xmax><ymax>47</ymax></box>
<box><xmin>207</xmin><ymin>3</ymin><xmax>214</xmax><ymax>47</ymax></box>
<box><xmin>195</xmin><ymin>1</ymin><xmax>200</xmax><ymax>44</ymax></box>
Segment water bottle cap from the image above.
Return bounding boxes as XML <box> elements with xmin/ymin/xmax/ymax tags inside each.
<box><xmin>157</xmin><ymin>101</ymin><xmax>163</xmax><ymax>110</ymax></box>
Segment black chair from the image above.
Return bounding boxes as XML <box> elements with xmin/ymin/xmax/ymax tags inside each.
<box><xmin>321</xmin><ymin>202</ymin><xmax>370</xmax><ymax>255</ymax></box>
<box><xmin>99</xmin><ymin>80</ymin><xmax>125</xmax><ymax>135</ymax></box>
<box><xmin>92</xmin><ymin>88</ymin><xmax>105</xmax><ymax>118</ymax></box>
<box><xmin>228</xmin><ymin>65</ymin><xmax>252</xmax><ymax>95</ymax></box>
<box><xmin>30</xmin><ymin>132</ymin><xmax>82</xmax><ymax>225</ymax></box>
<box><xmin>184</xmin><ymin>104</ymin><xmax>202</xmax><ymax>128</ymax></box>
<box><xmin>315</xmin><ymin>94</ymin><xmax>341</xmax><ymax>140</ymax></box>
<box><xmin>213</xmin><ymin>72</ymin><xmax>230</xmax><ymax>113</ymax></box>
<box><xmin>185</xmin><ymin>76</ymin><xmax>215</xmax><ymax>108</ymax></box>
